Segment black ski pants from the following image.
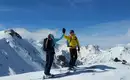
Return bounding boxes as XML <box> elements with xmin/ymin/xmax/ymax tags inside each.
<box><xmin>69</xmin><ymin>48</ymin><xmax>77</xmax><ymax>68</ymax></box>
<box><xmin>44</xmin><ymin>51</ymin><xmax>55</xmax><ymax>75</ymax></box>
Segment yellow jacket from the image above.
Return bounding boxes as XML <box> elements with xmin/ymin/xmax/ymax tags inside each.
<box><xmin>64</xmin><ymin>34</ymin><xmax>80</xmax><ymax>48</ymax></box>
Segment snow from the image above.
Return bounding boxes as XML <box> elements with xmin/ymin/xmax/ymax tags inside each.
<box><xmin>0</xmin><ymin>29</ymin><xmax>130</xmax><ymax>80</ymax></box>
<box><xmin>0</xmin><ymin>31</ymin><xmax>45</xmax><ymax>76</ymax></box>
<box><xmin>0</xmin><ymin>63</ymin><xmax>130</xmax><ymax>80</ymax></box>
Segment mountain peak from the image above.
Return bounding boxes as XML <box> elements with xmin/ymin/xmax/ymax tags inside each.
<box><xmin>85</xmin><ymin>45</ymin><xmax>100</xmax><ymax>53</ymax></box>
<box><xmin>4</xmin><ymin>29</ymin><xmax>22</xmax><ymax>39</ymax></box>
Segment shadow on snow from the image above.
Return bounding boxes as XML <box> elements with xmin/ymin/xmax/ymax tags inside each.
<box><xmin>51</xmin><ymin>65</ymin><xmax>116</xmax><ymax>79</ymax></box>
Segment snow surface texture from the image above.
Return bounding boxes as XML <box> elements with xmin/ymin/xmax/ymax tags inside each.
<box><xmin>0</xmin><ymin>29</ymin><xmax>130</xmax><ymax>80</ymax></box>
<box><xmin>0</xmin><ymin>63</ymin><xmax>130</xmax><ymax>80</ymax></box>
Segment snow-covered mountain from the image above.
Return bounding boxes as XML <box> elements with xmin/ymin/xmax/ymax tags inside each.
<box><xmin>0</xmin><ymin>29</ymin><xmax>45</xmax><ymax>76</ymax></box>
<box><xmin>0</xmin><ymin>29</ymin><xmax>130</xmax><ymax>80</ymax></box>
<box><xmin>53</xmin><ymin>43</ymin><xmax>130</xmax><ymax>65</ymax></box>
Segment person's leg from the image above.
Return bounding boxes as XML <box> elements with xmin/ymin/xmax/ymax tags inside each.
<box><xmin>47</xmin><ymin>53</ymin><xmax>54</xmax><ymax>75</ymax></box>
<box><xmin>73</xmin><ymin>49</ymin><xmax>78</xmax><ymax>67</ymax></box>
<box><xmin>70</xmin><ymin>49</ymin><xmax>77</xmax><ymax>67</ymax></box>
<box><xmin>69</xmin><ymin>48</ymin><xmax>73</xmax><ymax>68</ymax></box>
<box><xmin>44</xmin><ymin>53</ymin><xmax>49</xmax><ymax>75</ymax></box>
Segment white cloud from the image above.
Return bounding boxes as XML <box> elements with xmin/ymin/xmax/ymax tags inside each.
<box><xmin>0</xmin><ymin>7</ymin><xmax>13</xmax><ymax>12</ymax></box>
<box><xmin>73</xmin><ymin>0</ymin><xmax>92</xmax><ymax>3</ymax></box>
<box><xmin>1</xmin><ymin>20</ymin><xmax>130</xmax><ymax>49</ymax></box>
<box><xmin>79</xmin><ymin>20</ymin><xmax>130</xmax><ymax>49</ymax></box>
<box><xmin>13</xmin><ymin>28</ymin><xmax>58</xmax><ymax>41</ymax></box>
<box><xmin>80</xmin><ymin>34</ymin><xmax>130</xmax><ymax>49</ymax></box>
<box><xmin>0</xmin><ymin>9</ymin><xmax>12</xmax><ymax>12</ymax></box>
<box><xmin>13</xmin><ymin>20</ymin><xmax>130</xmax><ymax>49</ymax></box>
<box><xmin>68</xmin><ymin>0</ymin><xmax>92</xmax><ymax>8</ymax></box>
<box><xmin>0</xmin><ymin>24</ymin><xmax>6</xmax><ymax>30</ymax></box>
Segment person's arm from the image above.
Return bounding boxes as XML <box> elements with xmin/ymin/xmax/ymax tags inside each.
<box><xmin>64</xmin><ymin>34</ymin><xmax>70</xmax><ymax>41</ymax></box>
<box><xmin>54</xmin><ymin>28</ymin><xmax>67</xmax><ymax>42</ymax></box>
<box><xmin>76</xmin><ymin>38</ymin><xmax>80</xmax><ymax>47</ymax></box>
<box><xmin>54</xmin><ymin>34</ymin><xmax>64</xmax><ymax>42</ymax></box>
<box><xmin>76</xmin><ymin>38</ymin><xmax>80</xmax><ymax>51</ymax></box>
<box><xmin>62</xmin><ymin>28</ymin><xmax>70</xmax><ymax>40</ymax></box>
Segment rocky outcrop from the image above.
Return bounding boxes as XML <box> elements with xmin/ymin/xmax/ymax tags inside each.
<box><xmin>4</xmin><ymin>29</ymin><xmax>22</xmax><ymax>39</ymax></box>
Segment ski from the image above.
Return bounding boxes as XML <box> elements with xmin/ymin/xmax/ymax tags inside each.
<box><xmin>43</xmin><ymin>75</ymin><xmax>55</xmax><ymax>79</ymax></box>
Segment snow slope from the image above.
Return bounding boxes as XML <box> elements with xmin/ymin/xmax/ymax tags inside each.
<box><xmin>0</xmin><ymin>30</ymin><xmax>45</xmax><ymax>76</ymax></box>
<box><xmin>0</xmin><ymin>62</ymin><xmax>130</xmax><ymax>80</ymax></box>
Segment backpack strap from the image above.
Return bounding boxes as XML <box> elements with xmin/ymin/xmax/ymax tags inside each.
<box><xmin>73</xmin><ymin>36</ymin><xmax>77</xmax><ymax>40</ymax></box>
<box><xmin>69</xmin><ymin>36</ymin><xmax>72</xmax><ymax>43</ymax></box>
<box><xmin>75</xmin><ymin>36</ymin><xmax>78</xmax><ymax>46</ymax></box>
<box><xmin>45</xmin><ymin>38</ymin><xmax>49</xmax><ymax>49</ymax></box>
<box><xmin>69</xmin><ymin>36</ymin><xmax>77</xmax><ymax>43</ymax></box>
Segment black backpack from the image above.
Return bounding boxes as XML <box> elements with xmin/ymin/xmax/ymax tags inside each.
<box><xmin>43</xmin><ymin>38</ymin><xmax>55</xmax><ymax>51</ymax></box>
<box><xmin>43</xmin><ymin>38</ymin><xmax>48</xmax><ymax>51</ymax></box>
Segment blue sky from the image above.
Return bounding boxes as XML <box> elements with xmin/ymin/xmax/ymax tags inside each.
<box><xmin>0</xmin><ymin>0</ymin><xmax>130</xmax><ymax>48</ymax></box>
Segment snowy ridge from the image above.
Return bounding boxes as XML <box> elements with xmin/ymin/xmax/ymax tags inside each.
<box><xmin>54</xmin><ymin>43</ymin><xmax>130</xmax><ymax>65</ymax></box>
<box><xmin>0</xmin><ymin>30</ymin><xmax>45</xmax><ymax>76</ymax></box>
<box><xmin>79</xmin><ymin>45</ymin><xmax>130</xmax><ymax>64</ymax></box>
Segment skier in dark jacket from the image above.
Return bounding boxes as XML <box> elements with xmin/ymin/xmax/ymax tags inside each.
<box><xmin>43</xmin><ymin>30</ymin><xmax>64</xmax><ymax>76</ymax></box>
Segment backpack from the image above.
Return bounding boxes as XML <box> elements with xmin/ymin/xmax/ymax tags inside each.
<box><xmin>43</xmin><ymin>38</ymin><xmax>55</xmax><ymax>51</ymax></box>
<box><xmin>66</xmin><ymin>36</ymin><xmax>77</xmax><ymax>47</ymax></box>
<box><xmin>43</xmin><ymin>38</ymin><xmax>48</xmax><ymax>51</ymax></box>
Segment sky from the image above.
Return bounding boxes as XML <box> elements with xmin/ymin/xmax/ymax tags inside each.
<box><xmin>0</xmin><ymin>0</ymin><xmax>130</xmax><ymax>48</ymax></box>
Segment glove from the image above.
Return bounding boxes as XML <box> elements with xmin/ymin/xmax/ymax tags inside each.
<box><xmin>62</xmin><ymin>28</ymin><xmax>66</xmax><ymax>34</ymax></box>
<box><xmin>78</xmin><ymin>46</ymin><xmax>80</xmax><ymax>52</ymax></box>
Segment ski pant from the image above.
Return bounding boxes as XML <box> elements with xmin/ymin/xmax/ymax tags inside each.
<box><xmin>44</xmin><ymin>51</ymin><xmax>55</xmax><ymax>75</ymax></box>
<box><xmin>69</xmin><ymin>48</ymin><xmax>77</xmax><ymax>68</ymax></box>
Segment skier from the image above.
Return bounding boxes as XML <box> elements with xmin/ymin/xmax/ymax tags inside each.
<box><xmin>43</xmin><ymin>29</ymin><xmax>65</xmax><ymax>77</ymax></box>
<box><xmin>62</xmin><ymin>28</ymin><xmax>80</xmax><ymax>70</ymax></box>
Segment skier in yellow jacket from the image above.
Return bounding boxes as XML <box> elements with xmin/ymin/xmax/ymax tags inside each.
<box><xmin>62</xmin><ymin>28</ymin><xmax>80</xmax><ymax>70</ymax></box>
